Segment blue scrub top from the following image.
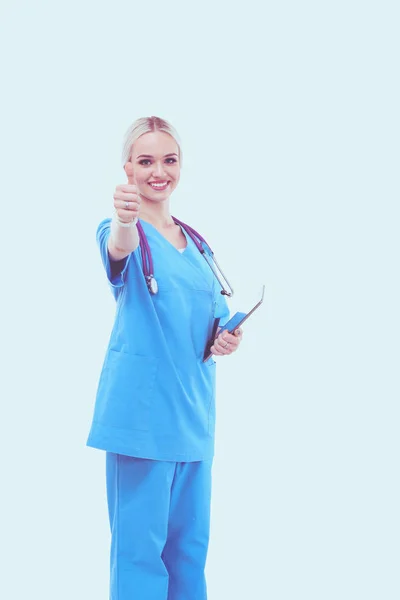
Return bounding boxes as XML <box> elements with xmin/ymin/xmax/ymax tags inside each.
<box><xmin>86</xmin><ymin>218</ymin><xmax>230</xmax><ymax>462</ymax></box>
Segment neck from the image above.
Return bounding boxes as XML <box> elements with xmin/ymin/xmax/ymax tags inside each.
<box><xmin>139</xmin><ymin>197</ymin><xmax>174</xmax><ymax>228</ymax></box>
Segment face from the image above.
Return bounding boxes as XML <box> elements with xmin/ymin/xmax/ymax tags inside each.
<box><xmin>126</xmin><ymin>131</ymin><xmax>181</xmax><ymax>203</ymax></box>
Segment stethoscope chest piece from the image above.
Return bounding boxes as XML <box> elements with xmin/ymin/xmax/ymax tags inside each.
<box><xmin>147</xmin><ymin>275</ymin><xmax>159</xmax><ymax>295</ymax></box>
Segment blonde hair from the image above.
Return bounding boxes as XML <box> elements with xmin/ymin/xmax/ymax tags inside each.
<box><xmin>121</xmin><ymin>116</ymin><xmax>182</xmax><ymax>166</ymax></box>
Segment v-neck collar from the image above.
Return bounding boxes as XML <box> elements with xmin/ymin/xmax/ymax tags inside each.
<box><xmin>139</xmin><ymin>218</ymin><xmax>189</xmax><ymax>255</ymax></box>
<box><xmin>139</xmin><ymin>218</ymin><xmax>213</xmax><ymax>291</ymax></box>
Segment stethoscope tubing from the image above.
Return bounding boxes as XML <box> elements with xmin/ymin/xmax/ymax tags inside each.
<box><xmin>136</xmin><ymin>217</ymin><xmax>234</xmax><ymax>297</ymax></box>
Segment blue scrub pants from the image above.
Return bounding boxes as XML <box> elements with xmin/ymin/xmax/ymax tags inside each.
<box><xmin>106</xmin><ymin>453</ymin><xmax>213</xmax><ymax>600</ymax></box>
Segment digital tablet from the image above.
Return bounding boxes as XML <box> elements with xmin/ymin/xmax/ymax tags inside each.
<box><xmin>203</xmin><ymin>285</ymin><xmax>265</xmax><ymax>362</ymax></box>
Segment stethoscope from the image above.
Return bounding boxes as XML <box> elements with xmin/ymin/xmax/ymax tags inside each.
<box><xmin>136</xmin><ymin>216</ymin><xmax>234</xmax><ymax>297</ymax></box>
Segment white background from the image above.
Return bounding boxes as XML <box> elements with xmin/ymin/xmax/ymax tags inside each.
<box><xmin>1</xmin><ymin>1</ymin><xmax>399</xmax><ymax>599</ymax></box>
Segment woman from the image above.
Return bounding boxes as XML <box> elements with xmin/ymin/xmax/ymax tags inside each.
<box><xmin>87</xmin><ymin>116</ymin><xmax>243</xmax><ymax>599</ymax></box>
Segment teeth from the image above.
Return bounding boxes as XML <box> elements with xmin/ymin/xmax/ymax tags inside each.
<box><xmin>150</xmin><ymin>182</ymin><xmax>168</xmax><ymax>188</ymax></box>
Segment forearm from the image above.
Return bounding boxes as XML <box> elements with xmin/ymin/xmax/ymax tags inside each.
<box><xmin>108</xmin><ymin>214</ymin><xmax>140</xmax><ymax>261</ymax></box>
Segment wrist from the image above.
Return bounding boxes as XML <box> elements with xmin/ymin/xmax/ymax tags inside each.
<box><xmin>113</xmin><ymin>211</ymin><xmax>138</xmax><ymax>227</ymax></box>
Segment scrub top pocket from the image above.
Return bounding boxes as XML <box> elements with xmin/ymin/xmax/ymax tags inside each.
<box><xmin>95</xmin><ymin>350</ymin><xmax>159</xmax><ymax>432</ymax></box>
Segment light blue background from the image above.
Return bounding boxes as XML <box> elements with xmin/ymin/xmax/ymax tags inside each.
<box><xmin>1</xmin><ymin>1</ymin><xmax>398</xmax><ymax>598</ymax></box>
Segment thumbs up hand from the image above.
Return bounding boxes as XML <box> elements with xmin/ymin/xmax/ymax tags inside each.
<box><xmin>113</xmin><ymin>162</ymin><xmax>141</xmax><ymax>223</ymax></box>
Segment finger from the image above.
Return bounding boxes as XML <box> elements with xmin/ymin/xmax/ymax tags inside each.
<box><xmin>219</xmin><ymin>332</ymin><xmax>239</xmax><ymax>346</ymax></box>
<box><xmin>113</xmin><ymin>194</ymin><xmax>140</xmax><ymax>206</ymax></box>
<box><xmin>113</xmin><ymin>192</ymin><xmax>139</xmax><ymax>203</ymax></box>
<box><xmin>214</xmin><ymin>337</ymin><xmax>231</xmax><ymax>355</ymax></box>
<box><xmin>223</xmin><ymin>329</ymin><xmax>243</xmax><ymax>343</ymax></box>
<box><xmin>217</xmin><ymin>333</ymin><xmax>240</xmax><ymax>352</ymax></box>
<box><xmin>115</xmin><ymin>201</ymin><xmax>140</xmax><ymax>212</ymax></box>
<box><xmin>125</xmin><ymin>162</ymin><xmax>135</xmax><ymax>185</ymax></box>
<box><xmin>115</xmin><ymin>184</ymin><xmax>138</xmax><ymax>193</ymax></box>
<box><xmin>210</xmin><ymin>344</ymin><xmax>224</xmax><ymax>356</ymax></box>
<box><xmin>221</xmin><ymin>339</ymin><xmax>239</xmax><ymax>352</ymax></box>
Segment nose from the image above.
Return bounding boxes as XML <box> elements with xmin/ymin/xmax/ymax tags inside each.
<box><xmin>152</xmin><ymin>161</ymin><xmax>166</xmax><ymax>178</ymax></box>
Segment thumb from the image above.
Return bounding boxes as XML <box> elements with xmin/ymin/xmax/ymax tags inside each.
<box><xmin>125</xmin><ymin>162</ymin><xmax>135</xmax><ymax>185</ymax></box>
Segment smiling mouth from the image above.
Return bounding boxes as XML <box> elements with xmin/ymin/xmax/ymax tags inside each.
<box><xmin>148</xmin><ymin>181</ymin><xmax>169</xmax><ymax>191</ymax></box>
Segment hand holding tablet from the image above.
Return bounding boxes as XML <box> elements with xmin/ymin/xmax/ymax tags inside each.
<box><xmin>203</xmin><ymin>285</ymin><xmax>265</xmax><ymax>362</ymax></box>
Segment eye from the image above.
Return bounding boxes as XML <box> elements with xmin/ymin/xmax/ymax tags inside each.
<box><xmin>165</xmin><ymin>157</ymin><xmax>178</xmax><ymax>164</ymax></box>
<box><xmin>139</xmin><ymin>159</ymin><xmax>151</xmax><ymax>166</ymax></box>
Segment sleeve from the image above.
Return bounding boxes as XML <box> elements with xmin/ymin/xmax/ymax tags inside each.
<box><xmin>96</xmin><ymin>218</ymin><xmax>132</xmax><ymax>288</ymax></box>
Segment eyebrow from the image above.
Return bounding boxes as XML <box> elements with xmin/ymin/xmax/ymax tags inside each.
<box><xmin>136</xmin><ymin>153</ymin><xmax>179</xmax><ymax>159</ymax></box>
